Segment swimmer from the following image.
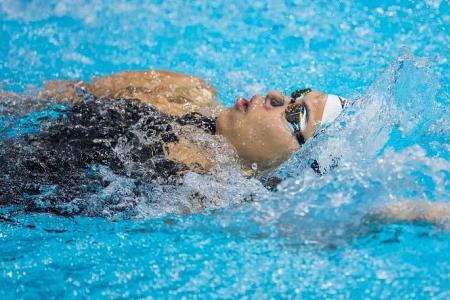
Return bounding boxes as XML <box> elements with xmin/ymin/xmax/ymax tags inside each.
<box><xmin>39</xmin><ymin>70</ymin><xmax>340</xmax><ymax>173</ymax></box>
<box><xmin>1</xmin><ymin>70</ymin><xmax>449</xmax><ymax>225</ymax></box>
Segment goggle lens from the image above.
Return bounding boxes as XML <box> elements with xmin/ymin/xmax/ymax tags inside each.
<box><xmin>284</xmin><ymin>88</ymin><xmax>312</xmax><ymax>145</ymax></box>
<box><xmin>285</xmin><ymin>103</ymin><xmax>305</xmax><ymax>129</ymax></box>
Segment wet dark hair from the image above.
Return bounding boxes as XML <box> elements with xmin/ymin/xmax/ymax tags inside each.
<box><xmin>0</xmin><ymin>97</ymin><xmax>216</xmax><ymax>215</ymax></box>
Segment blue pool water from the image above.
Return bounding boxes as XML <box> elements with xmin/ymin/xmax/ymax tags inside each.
<box><xmin>1</xmin><ymin>0</ymin><xmax>449</xmax><ymax>298</ymax></box>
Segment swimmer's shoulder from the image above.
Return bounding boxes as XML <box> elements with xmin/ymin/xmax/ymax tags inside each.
<box><xmin>41</xmin><ymin>70</ymin><xmax>221</xmax><ymax>117</ymax></box>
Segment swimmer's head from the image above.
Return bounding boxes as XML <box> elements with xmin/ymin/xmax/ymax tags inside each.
<box><xmin>216</xmin><ymin>89</ymin><xmax>333</xmax><ymax>170</ymax></box>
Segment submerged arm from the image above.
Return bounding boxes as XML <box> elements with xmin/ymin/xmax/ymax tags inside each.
<box><xmin>373</xmin><ymin>201</ymin><xmax>450</xmax><ymax>225</ymax></box>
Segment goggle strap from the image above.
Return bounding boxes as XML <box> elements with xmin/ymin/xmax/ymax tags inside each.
<box><xmin>290</xmin><ymin>88</ymin><xmax>312</xmax><ymax>102</ymax></box>
<box><xmin>295</xmin><ymin>131</ymin><xmax>306</xmax><ymax>145</ymax></box>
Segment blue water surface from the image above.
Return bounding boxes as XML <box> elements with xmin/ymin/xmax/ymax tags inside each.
<box><xmin>1</xmin><ymin>0</ymin><xmax>449</xmax><ymax>298</ymax></box>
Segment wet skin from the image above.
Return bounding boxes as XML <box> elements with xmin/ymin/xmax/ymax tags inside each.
<box><xmin>216</xmin><ymin>90</ymin><xmax>328</xmax><ymax>170</ymax></box>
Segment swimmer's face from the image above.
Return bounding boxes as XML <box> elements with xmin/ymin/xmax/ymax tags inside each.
<box><xmin>217</xmin><ymin>90</ymin><xmax>328</xmax><ymax>170</ymax></box>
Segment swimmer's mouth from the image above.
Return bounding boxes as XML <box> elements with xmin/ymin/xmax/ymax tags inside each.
<box><xmin>235</xmin><ymin>97</ymin><xmax>250</xmax><ymax>112</ymax></box>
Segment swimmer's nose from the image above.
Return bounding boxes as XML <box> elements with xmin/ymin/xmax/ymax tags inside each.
<box><xmin>249</xmin><ymin>94</ymin><xmax>264</xmax><ymax>107</ymax></box>
<box><xmin>250</xmin><ymin>94</ymin><xmax>262</xmax><ymax>102</ymax></box>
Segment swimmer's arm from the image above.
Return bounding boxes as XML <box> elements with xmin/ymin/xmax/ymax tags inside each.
<box><xmin>372</xmin><ymin>201</ymin><xmax>450</xmax><ymax>225</ymax></box>
<box><xmin>96</xmin><ymin>70</ymin><xmax>220</xmax><ymax>117</ymax></box>
<box><xmin>39</xmin><ymin>80</ymin><xmax>90</xmax><ymax>102</ymax></box>
<box><xmin>41</xmin><ymin>70</ymin><xmax>220</xmax><ymax>116</ymax></box>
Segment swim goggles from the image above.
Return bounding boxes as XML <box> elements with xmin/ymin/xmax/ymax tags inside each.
<box><xmin>284</xmin><ymin>88</ymin><xmax>312</xmax><ymax>145</ymax></box>
<box><xmin>284</xmin><ymin>88</ymin><xmax>347</xmax><ymax>145</ymax></box>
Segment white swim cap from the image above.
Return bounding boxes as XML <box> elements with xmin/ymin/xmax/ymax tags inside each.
<box><xmin>321</xmin><ymin>94</ymin><xmax>346</xmax><ymax>125</ymax></box>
